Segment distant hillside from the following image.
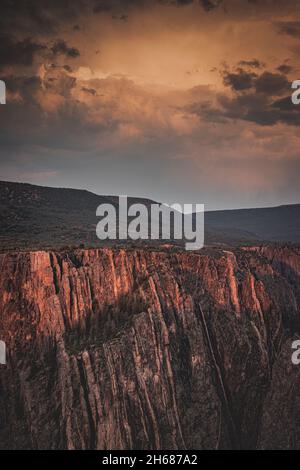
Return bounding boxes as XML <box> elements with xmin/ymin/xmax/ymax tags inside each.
<box><xmin>0</xmin><ymin>180</ymin><xmax>299</xmax><ymax>250</ymax></box>
<box><xmin>206</xmin><ymin>205</ymin><xmax>300</xmax><ymax>244</ymax></box>
<box><xmin>0</xmin><ymin>181</ymin><xmax>156</xmax><ymax>250</ymax></box>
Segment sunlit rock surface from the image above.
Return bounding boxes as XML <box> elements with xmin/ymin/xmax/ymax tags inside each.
<box><xmin>0</xmin><ymin>246</ymin><xmax>299</xmax><ymax>449</ymax></box>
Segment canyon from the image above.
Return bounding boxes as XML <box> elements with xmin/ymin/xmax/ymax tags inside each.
<box><xmin>0</xmin><ymin>245</ymin><xmax>300</xmax><ymax>450</ymax></box>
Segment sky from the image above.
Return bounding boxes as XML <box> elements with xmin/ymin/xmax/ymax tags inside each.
<box><xmin>0</xmin><ymin>0</ymin><xmax>300</xmax><ymax>210</ymax></box>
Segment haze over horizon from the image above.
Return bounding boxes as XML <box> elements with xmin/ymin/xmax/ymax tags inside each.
<box><xmin>1</xmin><ymin>0</ymin><xmax>300</xmax><ymax>210</ymax></box>
<box><xmin>1</xmin><ymin>178</ymin><xmax>300</xmax><ymax>213</ymax></box>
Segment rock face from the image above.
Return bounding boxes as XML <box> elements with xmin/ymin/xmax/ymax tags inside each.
<box><xmin>0</xmin><ymin>246</ymin><xmax>300</xmax><ymax>450</ymax></box>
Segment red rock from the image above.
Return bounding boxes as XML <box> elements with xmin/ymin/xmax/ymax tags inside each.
<box><xmin>0</xmin><ymin>246</ymin><xmax>299</xmax><ymax>449</ymax></box>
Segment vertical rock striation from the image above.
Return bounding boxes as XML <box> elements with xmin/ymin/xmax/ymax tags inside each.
<box><xmin>0</xmin><ymin>246</ymin><xmax>299</xmax><ymax>449</ymax></box>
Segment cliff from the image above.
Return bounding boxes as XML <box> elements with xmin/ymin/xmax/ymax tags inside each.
<box><xmin>0</xmin><ymin>246</ymin><xmax>300</xmax><ymax>449</ymax></box>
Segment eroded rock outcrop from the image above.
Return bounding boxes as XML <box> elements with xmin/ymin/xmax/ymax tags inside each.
<box><xmin>0</xmin><ymin>246</ymin><xmax>300</xmax><ymax>449</ymax></box>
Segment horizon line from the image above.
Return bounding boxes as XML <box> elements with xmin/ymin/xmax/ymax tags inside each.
<box><xmin>1</xmin><ymin>179</ymin><xmax>299</xmax><ymax>213</ymax></box>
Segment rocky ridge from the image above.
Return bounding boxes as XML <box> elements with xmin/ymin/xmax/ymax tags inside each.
<box><xmin>0</xmin><ymin>245</ymin><xmax>300</xmax><ymax>449</ymax></box>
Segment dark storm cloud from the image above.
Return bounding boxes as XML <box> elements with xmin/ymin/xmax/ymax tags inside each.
<box><xmin>219</xmin><ymin>92</ymin><xmax>300</xmax><ymax>126</ymax></box>
<box><xmin>51</xmin><ymin>40</ymin><xmax>80</xmax><ymax>58</ymax></box>
<box><xmin>0</xmin><ymin>34</ymin><xmax>46</xmax><ymax>69</ymax></box>
<box><xmin>0</xmin><ymin>0</ymin><xmax>223</xmax><ymax>22</ymax></box>
<box><xmin>238</xmin><ymin>59</ymin><xmax>264</xmax><ymax>69</ymax></box>
<box><xmin>0</xmin><ymin>0</ymin><xmax>89</xmax><ymax>36</ymax></box>
<box><xmin>255</xmin><ymin>71</ymin><xmax>289</xmax><ymax>95</ymax></box>
<box><xmin>196</xmin><ymin>91</ymin><xmax>300</xmax><ymax>126</ymax></box>
<box><xmin>0</xmin><ymin>0</ymin><xmax>299</xmax><ymax>210</ymax></box>
<box><xmin>223</xmin><ymin>69</ymin><xmax>257</xmax><ymax>91</ymax></box>
<box><xmin>276</xmin><ymin>21</ymin><xmax>300</xmax><ymax>37</ymax></box>
<box><xmin>272</xmin><ymin>95</ymin><xmax>296</xmax><ymax>111</ymax></box>
<box><xmin>270</xmin><ymin>96</ymin><xmax>300</xmax><ymax>124</ymax></box>
<box><xmin>223</xmin><ymin>64</ymin><xmax>290</xmax><ymax>95</ymax></box>
<box><xmin>1</xmin><ymin>64</ymin><xmax>77</xmax><ymax>107</ymax></box>
<box><xmin>0</xmin><ymin>0</ymin><xmax>296</xmax><ymax>39</ymax></box>
<box><xmin>3</xmin><ymin>74</ymin><xmax>42</xmax><ymax>103</ymax></box>
<box><xmin>0</xmin><ymin>32</ymin><xmax>79</xmax><ymax>74</ymax></box>
<box><xmin>190</xmin><ymin>63</ymin><xmax>297</xmax><ymax>126</ymax></box>
<box><xmin>277</xmin><ymin>64</ymin><xmax>294</xmax><ymax>74</ymax></box>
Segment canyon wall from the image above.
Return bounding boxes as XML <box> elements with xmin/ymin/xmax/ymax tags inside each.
<box><xmin>0</xmin><ymin>246</ymin><xmax>300</xmax><ymax>449</ymax></box>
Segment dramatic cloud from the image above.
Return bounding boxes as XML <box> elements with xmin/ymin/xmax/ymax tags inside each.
<box><xmin>0</xmin><ymin>34</ymin><xmax>46</xmax><ymax>70</ymax></box>
<box><xmin>277</xmin><ymin>64</ymin><xmax>294</xmax><ymax>74</ymax></box>
<box><xmin>218</xmin><ymin>92</ymin><xmax>300</xmax><ymax>126</ymax></box>
<box><xmin>223</xmin><ymin>69</ymin><xmax>258</xmax><ymax>91</ymax></box>
<box><xmin>222</xmin><ymin>67</ymin><xmax>290</xmax><ymax>95</ymax></box>
<box><xmin>51</xmin><ymin>40</ymin><xmax>80</xmax><ymax>58</ymax></box>
<box><xmin>0</xmin><ymin>0</ymin><xmax>88</xmax><ymax>36</ymax></box>
<box><xmin>255</xmin><ymin>72</ymin><xmax>289</xmax><ymax>95</ymax></box>
<box><xmin>189</xmin><ymin>61</ymin><xmax>299</xmax><ymax>129</ymax></box>
<box><xmin>1</xmin><ymin>0</ymin><xmax>300</xmax><ymax>209</ymax></box>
